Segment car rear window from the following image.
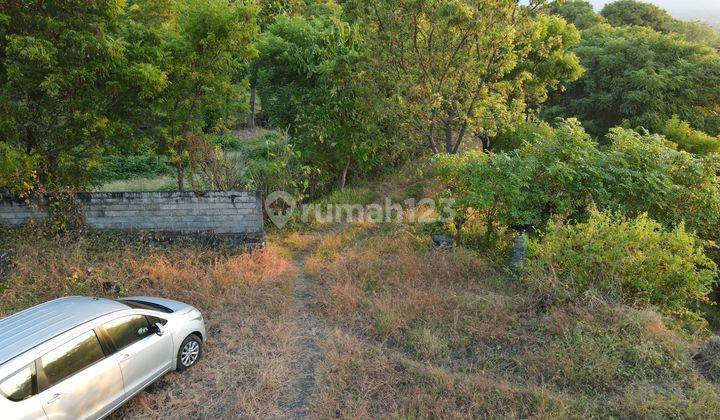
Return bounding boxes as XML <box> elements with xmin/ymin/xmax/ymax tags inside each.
<box><xmin>118</xmin><ymin>299</ymin><xmax>174</xmax><ymax>313</ymax></box>
<box><xmin>0</xmin><ymin>363</ymin><xmax>35</xmax><ymax>402</ymax></box>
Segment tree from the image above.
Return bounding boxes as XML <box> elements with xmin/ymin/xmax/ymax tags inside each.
<box><xmin>344</xmin><ymin>0</ymin><xmax>582</xmax><ymax>154</ymax></box>
<box><xmin>544</xmin><ymin>25</ymin><xmax>720</xmax><ymax>136</ymax></box>
<box><xmin>600</xmin><ymin>0</ymin><xmax>671</xmax><ymax>32</ymax></box>
<box><xmin>0</xmin><ymin>0</ymin><xmax>131</xmax><ymax>188</ymax></box>
<box><xmin>146</xmin><ymin>0</ymin><xmax>258</xmax><ymax>190</ymax></box>
<box><xmin>246</xmin><ymin>0</ymin><xmax>307</xmax><ymax>128</ymax></box>
<box><xmin>599</xmin><ymin>0</ymin><xmax>720</xmax><ymax>48</ymax></box>
<box><xmin>545</xmin><ymin>0</ymin><xmax>605</xmax><ymax>31</ymax></box>
<box><xmin>255</xmin><ymin>8</ymin><xmax>388</xmax><ymax>191</ymax></box>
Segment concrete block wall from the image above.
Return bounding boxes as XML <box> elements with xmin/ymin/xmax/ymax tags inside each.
<box><xmin>0</xmin><ymin>191</ymin><xmax>265</xmax><ymax>245</ymax></box>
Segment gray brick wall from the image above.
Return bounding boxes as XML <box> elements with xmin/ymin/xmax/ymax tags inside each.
<box><xmin>0</xmin><ymin>191</ymin><xmax>265</xmax><ymax>244</ymax></box>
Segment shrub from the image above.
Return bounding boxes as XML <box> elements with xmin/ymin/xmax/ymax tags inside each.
<box><xmin>94</xmin><ymin>155</ymin><xmax>172</xmax><ymax>183</ymax></box>
<box><xmin>209</xmin><ymin>132</ymin><xmax>244</xmax><ymax>150</ymax></box>
<box><xmin>244</xmin><ymin>132</ymin><xmax>317</xmax><ymax>200</ymax></box>
<box><xmin>661</xmin><ymin>115</ymin><xmax>720</xmax><ymax>156</ymax></box>
<box><xmin>0</xmin><ymin>142</ymin><xmax>38</xmax><ymax>196</ymax></box>
<box><xmin>528</xmin><ymin>211</ymin><xmax>717</xmax><ymax>315</ymax></box>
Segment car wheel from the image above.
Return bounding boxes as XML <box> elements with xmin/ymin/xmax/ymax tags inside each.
<box><xmin>177</xmin><ymin>334</ymin><xmax>202</xmax><ymax>372</ymax></box>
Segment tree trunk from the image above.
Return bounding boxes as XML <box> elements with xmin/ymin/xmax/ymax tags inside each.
<box><xmin>444</xmin><ymin>122</ymin><xmax>454</xmax><ymax>153</ymax></box>
<box><xmin>339</xmin><ymin>157</ymin><xmax>350</xmax><ymax>191</ymax></box>
<box><xmin>247</xmin><ymin>85</ymin><xmax>256</xmax><ymax>129</ymax></box>
<box><xmin>177</xmin><ymin>162</ymin><xmax>185</xmax><ymax>192</ymax></box>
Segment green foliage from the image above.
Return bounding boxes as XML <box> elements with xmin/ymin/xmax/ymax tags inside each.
<box><xmin>243</xmin><ymin>132</ymin><xmax>315</xmax><ymax>200</ymax></box>
<box><xmin>600</xmin><ymin>0</ymin><xmax>672</xmax><ymax>32</ymax></box>
<box><xmin>0</xmin><ymin>142</ymin><xmax>37</xmax><ymax>196</ymax></box>
<box><xmin>0</xmin><ymin>0</ymin><xmax>128</xmax><ymax>188</ymax></box>
<box><xmin>208</xmin><ymin>132</ymin><xmax>244</xmax><ymax>150</ymax></box>
<box><xmin>491</xmin><ymin>120</ymin><xmax>555</xmax><ymax>152</ymax></box>
<box><xmin>436</xmin><ymin>121</ymin><xmax>720</xmax><ymax>244</ymax></box>
<box><xmin>435</xmin><ymin>120</ymin><xmax>601</xmax><ymax>230</ymax></box>
<box><xmin>661</xmin><ymin>116</ymin><xmax>720</xmax><ymax>156</ymax></box>
<box><xmin>599</xmin><ymin>0</ymin><xmax>720</xmax><ymax>48</ymax></box>
<box><xmin>94</xmin><ymin>155</ymin><xmax>172</xmax><ymax>183</ymax></box>
<box><xmin>545</xmin><ymin>0</ymin><xmax>606</xmax><ymax>31</ymax></box>
<box><xmin>529</xmin><ymin>210</ymin><xmax>717</xmax><ymax>314</ymax></box>
<box><xmin>545</xmin><ymin>24</ymin><xmax>720</xmax><ymax>136</ymax></box>
<box><xmin>0</xmin><ymin>0</ymin><xmax>258</xmax><ymax>192</ymax></box>
<box><xmin>345</xmin><ymin>0</ymin><xmax>582</xmax><ymax>154</ymax></box>
<box><xmin>255</xmin><ymin>9</ymin><xmax>388</xmax><ymax>191</ymax></box>
<box><xmin>257</xmin><ymin>0</ymin><xmax>306</xmax><ymax>29</ymax></box>
<box><xmin>664</xmin><ymin>19</ymin><xmax>720</xmax><ymax>49</ymax></box>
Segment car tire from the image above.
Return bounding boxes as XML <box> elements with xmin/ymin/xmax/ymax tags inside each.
<box><xmin>176</xmin><ymin>334</ymin><xmax>202</xmax><ymax>372</ymax></box>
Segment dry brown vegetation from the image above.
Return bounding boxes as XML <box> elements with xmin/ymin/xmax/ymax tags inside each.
<box><xmin>303</xmin><ymin>222</ymin><xmax>720</xmax><ymax>417</ymax></box>
<box><xmin>0</xmin><ymin>228</ymin><xmax>303</xmax><ymax>418</ymax></box>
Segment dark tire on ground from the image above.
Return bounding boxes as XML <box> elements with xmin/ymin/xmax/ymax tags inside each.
<box><xmin>176</xmin><ymin>334</ymin><xmax>202</xmax><ymax>372</ymax></box>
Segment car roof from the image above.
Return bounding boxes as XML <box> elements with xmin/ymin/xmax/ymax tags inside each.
<box><xmin>0</xmin><ymin>296</ymin><xmax>129</xmax><ymax>366</ymax></box>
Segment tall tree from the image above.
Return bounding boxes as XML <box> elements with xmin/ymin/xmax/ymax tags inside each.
<box><xmin>544</xmin><ymin>24</ymin><xmax>720</xmax><ymax>136</ymax></box>
<box><xmin>255</xmin><ymin>7</ymin><xmax>388</xmax><ymax>191</ymax></box>
<box><xmin>545</xmin><ymin>0</ymin><xmax>605</xmax><ymax>31</ymax></box>
<box><xmin>245</xmin><ymin>0</ymin><xmax>306</xmax><ymax>128</ymax></box>
<box><xmin>344</xmin><ymin>0</ymin><xmax>582</xmax><ymax>154</ymax></box>
<box><xmin>600</xmin><ymin>0</ymin><xmax>671</xmax><ymax>32</ymax></box>
<box><xmin>146</xmin><ymin>0</ymin><xmax>258</xmax><ymax>190</ymax></box>
<box><xmin>0</xmin><ymin>0</ymin><xmax>130</xmax><ymax>187</ymax></box>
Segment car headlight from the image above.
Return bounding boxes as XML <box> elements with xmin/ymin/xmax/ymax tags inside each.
<box><xmin>187</xmin><ymin>309</ymin><xmax>203</xmax><ymax>322</ymax></box>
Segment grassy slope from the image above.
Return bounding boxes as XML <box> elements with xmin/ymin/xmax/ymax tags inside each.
<box><xmin>289</xmin><ymin>164</ymin><xmax>720</xmax><ymax>418</ymax></box>
<box><xmin>2</xmin><ymin>161</ymin><xmax>719</xmax><ymax>418</ymax></box>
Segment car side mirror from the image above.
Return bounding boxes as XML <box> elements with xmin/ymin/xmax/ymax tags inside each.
<box><xmin>155</xmin><ymin>323</ymin><xmax>165</xmax><ymax>336</ymax></box>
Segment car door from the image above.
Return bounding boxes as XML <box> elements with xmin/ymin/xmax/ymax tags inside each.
<box><xmin>37</xmin><ymin>330</ymin><xmax>124</xmax><ymax>420</ymax></box>
<box><xmin>100</xmin><ymin>314</ymin><xmax>173</xmax><ymax>397</ymax></box>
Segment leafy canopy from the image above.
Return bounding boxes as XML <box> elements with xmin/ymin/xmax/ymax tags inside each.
<box><xmin>545</xmin><ymin>0</ymin><xmax>605</xmax><ymax>31</ymax></box>
<box><xmin>435</xmin><ymin>120</ymin><xmax>720</xmax><ymax>243</ymax></box>
<box><xmin>254</xmin><ymin>6</ymin><xmax>388</xmax><ymax>191</ymax></box>
<box><xmin>344</xmin><ymin>0</ymin><xmax>583</xmax><ymax>154</ymax></box>
<box><xmin>544</xmin><ymin>24</ymin><xmax>720</xmax><ymax>136</ymax></box>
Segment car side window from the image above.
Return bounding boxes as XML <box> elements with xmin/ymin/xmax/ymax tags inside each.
<box><xmin>40</xmin><ymin>331</ymin><xmax>105</xmax><ymax>388</ymax></box>
<box><xmin>0</xmin><ymin>363</ymin><xmax>35</xmax><ymax>402</ymax></box>
<box><xmin>102</xmin><ymin>315</ymin><xmax>153</xmax><ymax>352</ymax></box>
<box><xmin>146</xmin><ymin>315</ymin><xmax>168</xmax><ymax>327</ymax></box>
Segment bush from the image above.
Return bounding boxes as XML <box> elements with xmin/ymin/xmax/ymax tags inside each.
<box><xmin>244</xmin><ymin>132</ymin><xmax>317</xmax><ymax>200</ymax></box>
<box><xmin>0</xmin><ymin>142</ymin><xmax>37</xmax><ymax>196</ymax></box>
<box><xmin>528</xmin><ymin>211</ymin><xmax>717</xmax><ymax>315</ymax></box>
<box><xmin>94</xmin><ymin>155</ymin><xmax>172</xmax><ymax>183</ymax></box>
<box><xmin>661</xmin><ymin>116</ymin><xmax>720</xmax><ymax>156</ymax></box>
<box><xmin>209</xmin><ymin>132</ymin><xmax>244</xmax><ymax>151</ymax></box>
<box><xmin>491</xmin><ymin>120</ymin><xmax>555</xmax><ymax>152</ymax></box>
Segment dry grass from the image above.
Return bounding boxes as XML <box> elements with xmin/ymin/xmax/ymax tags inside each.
<box><xmin>0</xmin><ymin>228</ymin><xmax>300</xmax><ymax>418</ymax></box>
<box><xmin>304</xmin><ymin>222</ymin><xmax>720</xmax><ymax>418</ymax></box>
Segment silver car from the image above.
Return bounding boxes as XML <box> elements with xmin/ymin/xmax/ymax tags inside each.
<box><xmin>0</xmin><ymin>296</ymin><xmax>206</xmax><ymax>419</ymax></box>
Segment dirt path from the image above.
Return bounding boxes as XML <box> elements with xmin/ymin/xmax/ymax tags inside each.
<box><xmin>279</xmin><ymin>251</ymin><xmax>326</xmax><ymax>418</ymax></box>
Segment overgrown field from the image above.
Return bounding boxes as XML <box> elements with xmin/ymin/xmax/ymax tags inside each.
<box><xmin>303</xmin><ymin>223</ymin><xmax>720</xmax><ymax>417</ymax></box>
